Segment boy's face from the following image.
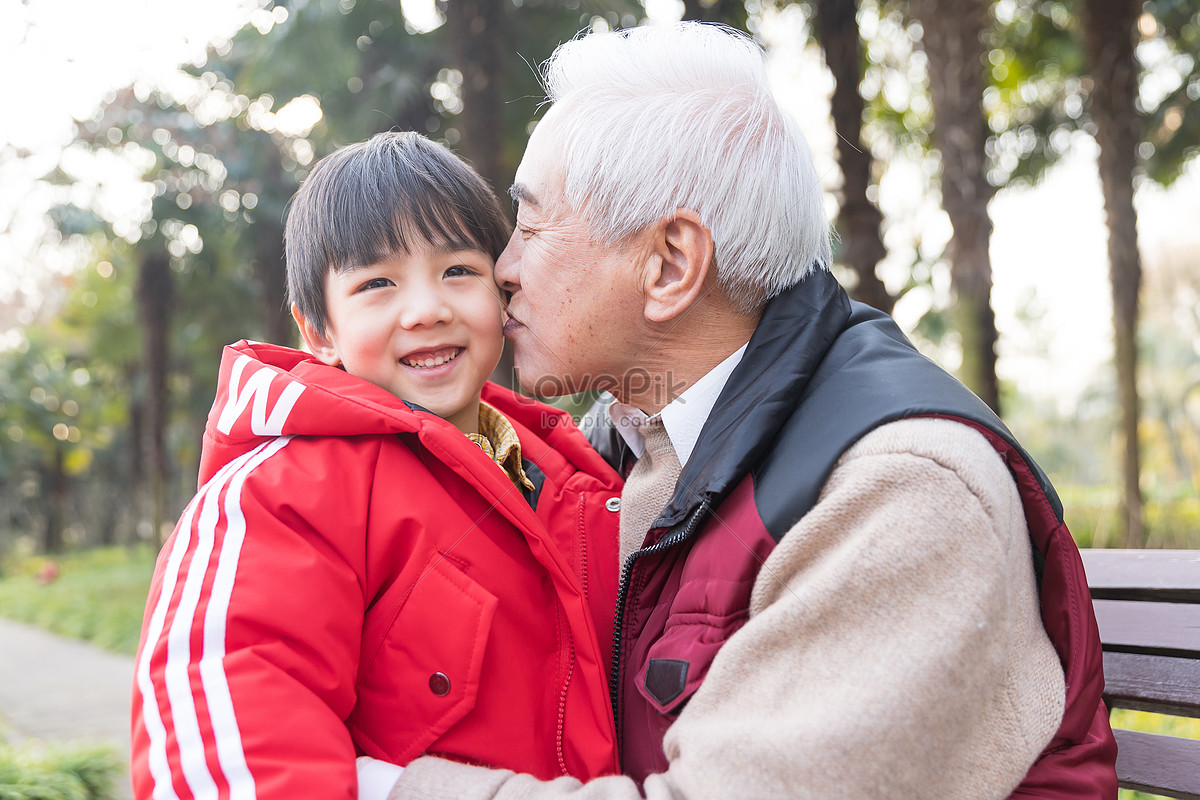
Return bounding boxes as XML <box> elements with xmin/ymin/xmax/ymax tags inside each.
<box><xmin>296</xmin><ymin>245</ymin><xmax>505</xmax><ymax>434</ymax></box>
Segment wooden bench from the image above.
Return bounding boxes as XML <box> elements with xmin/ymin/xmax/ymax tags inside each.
<box><xmin>1081</xmin><ymin>549</ymin><xmax>1200</xmax><ymax>799</ymax></box>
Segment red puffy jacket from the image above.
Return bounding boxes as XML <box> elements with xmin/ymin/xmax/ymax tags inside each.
<box><xmin>131</xmin><ymin>341</ymin><xmax>621</xmax><ymax>799</ymax></box>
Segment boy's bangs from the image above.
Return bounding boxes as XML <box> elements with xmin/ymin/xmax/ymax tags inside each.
<box><xmin>392</xmin><ymin>192</ymin><xmax>488</xmax><ymax>256</ymax></box>
<box><xmin>324</xmin><ymin>168</ymin><xmax>505</xmax><ymax>273</ymax></box>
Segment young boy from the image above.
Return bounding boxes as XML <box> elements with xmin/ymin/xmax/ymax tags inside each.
<box><xmin>131</xmin><ymin>132</ymin><xmax>622</xmax><ymax>800</ymax></box>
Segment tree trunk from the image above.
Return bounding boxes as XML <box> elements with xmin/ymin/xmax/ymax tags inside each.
<box><xmin>909</xmin><ymin>0</ymin><xmax>1001</xmax><ymax>414</ymax></box>
<box><xmin>1082</xmin><ymin>0</ymin><xmax>1144</xmax><ymax>546</ymax></box>
<box><xmin>444</xmin><ymin>0</ymin><xmax>515</xmax><ymax>388</ymax></box>
<box><xmin>445</xmin><ymin>0</ymin><xmax>506</xmax><ymax>197</ymax></box>
<box><xmin>813</xmin><ymin>0</ymin><xmax>892</xmax><ymax>313</ymax></box>
<box><xmin>97</xmin><ymin>499</ymin><xmax>117</xmax><ymax>547</ymax></box>
<box><xmin>127</xmin><ymin>364</ymin><xmax>146</xmax><ymax>543</ymax></box>
<box><xmin>137</xmin><ymin>249</ymin><xmax>174</xmax><ymax>542</ymax></box>
<box><xmin>682</xmin><ymin>0</ymin><xmax>750</xmax><ymax>29</ymax></box>
<box><xmin>255</xmin><ymin>145</ymin><xmax>294</xmax><ymax>347</ymax></box>
<box><xmin>255</xmin><ymin>211</ymin><xmax>291</xmax><ymax>347</ymax></box>
<box><xmin>43</xmin><ymin>447</ymin><xmax>66</xmax><ymax>554</ymax></box>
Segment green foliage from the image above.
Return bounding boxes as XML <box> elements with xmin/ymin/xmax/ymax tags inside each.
<box><xmin>0</xmin><ymin>546</ymin><xmax>156</xmax><ymax>656</ymax></box>
<box><xmin>860</xmin><ymin>0</ymin><xmax>935</xmax><ymax>153</ymax></box>
<box><xmin>0</xmin><ymin>333</ymin><xmax>100</xmax><ymax>477</ymax></box>
<box><xmin>847</xmin><ymin>0</ymin><xmax>1199</xmax><ymax>193</ymax></box>
<box><xmin>1141</xmin><ymin>0</ymin><xmax>1200</xmax><ymax>185</ymax></box>
<box><xmin>1061</xmin><ymin>484</ymin><xmax>1200</xmax><ymax>549</ymax></box>
<box><xmin>986</xmin><ymin>0</ymin><xmax>1200</xmax><ymax>188</ymax></box>
<box><xmin>0</xmin><ymin>252</ymin><xmax>150</xmax><ymax>553</ymax></box>
<box><xmin>0</xmin><ymin>741</ymin><xmax>121</xmax><ymax>800</ymax></box>
<box><xmin>985</xmin><ymin>0</ymin><xmax>1086</xmax><ymax>186</ymax></box>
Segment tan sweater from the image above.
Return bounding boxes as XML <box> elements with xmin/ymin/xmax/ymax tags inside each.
<box><xmin>391</xmin><ymin>418</ymin><xmax>1066</xmax><ymax>800</ymax></box>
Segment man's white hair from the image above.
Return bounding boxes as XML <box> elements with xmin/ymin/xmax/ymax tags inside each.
<box><xmin>540</xmin><ymin>22</ymin><xmax>832</xmax><ymax>313</ymax></box>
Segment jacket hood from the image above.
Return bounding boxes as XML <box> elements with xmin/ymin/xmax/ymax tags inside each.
<box><xmin>198</xmin><ymin>341</ymin><xmax>423</xmax><ymax>485</ymax></box>
<box><xmin>198</xmin><ymin>340</ymin><xmax>616</xmax><ymax>491</ymax></box>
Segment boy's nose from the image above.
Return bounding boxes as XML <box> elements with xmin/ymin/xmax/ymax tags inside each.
<box><xmin>494</xmin><ymin>230</ymin><xmax>521</xmax><ymax>292</ymax></box>
<box><xmin>398</xmin><ymin>286</ymin><xmax>452</xmax><ymax>328</ymax></box>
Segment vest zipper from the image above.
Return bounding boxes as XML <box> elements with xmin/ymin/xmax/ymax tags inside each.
<box><xmin>608</xmin><ymin>503</ymin><xmax>710</xmax><ymax>741</ymax></box>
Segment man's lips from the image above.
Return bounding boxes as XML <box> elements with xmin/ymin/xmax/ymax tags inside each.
<box><xmin>399</xmin><ymin>346</ymin><xmax>463</xmax><ymax>369</ymax></box>
<box><xmin>503</xmin><ymin>311</ymin><xmax>524</xmax><ymax>336</ymax></box>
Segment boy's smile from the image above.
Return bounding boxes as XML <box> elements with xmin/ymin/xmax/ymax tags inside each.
<box><xmin>400</xmin><ymin>347</ymin><xmax>463</xmax><ymax>369</ymax></box>
<box><xmin>296</xmin><ymin>245</ymin><xmax>505</xmax><ymax>434</ymax></box>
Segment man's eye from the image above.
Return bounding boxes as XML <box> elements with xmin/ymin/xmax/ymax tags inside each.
<box><xmin>517</xmin><ymin>224</ymin><xmax>534</xmax><ymax>240</ymax></box>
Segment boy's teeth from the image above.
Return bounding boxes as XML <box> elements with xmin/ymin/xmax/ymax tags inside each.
<box><xmin>403</xmin><ymin>349</ymin><xmax>460</xmax><ymax>368</ymax></box>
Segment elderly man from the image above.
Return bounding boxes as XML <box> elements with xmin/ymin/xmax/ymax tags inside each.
<box><xmin>388</xmin><ymin>21</ymin><xmax>1117</xmax><ymax>800</ymax></box>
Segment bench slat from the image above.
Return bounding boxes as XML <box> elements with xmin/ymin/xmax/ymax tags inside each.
<box><xmin>1104</xmin><ymin>651</ymin><xmax>1200</xmax><ymax>717</ymax></box>
<box><xmin>1113</xmin><ymin>729</ymin><xmax>1200</xmax><ymax>799</ymax></box>
<box><xmin>1082</xmin><ymin>550</ymin><xmax>1200</xmax><ymax>798</ymax></box>
<box><xmin>1093</xmin><ymin>599</ymin><xmax>1200</xmax><ymax>657</ymax></box>
<box><xmin>1082</xmin><ymin>549</ymin><xmax>1200</xmax><ymax>603</ymax></box>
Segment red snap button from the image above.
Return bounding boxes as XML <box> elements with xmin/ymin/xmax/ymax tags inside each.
<box><xmin>428</xmin><ymin>672</ymin><xmax>451</xmax><ymax>696</ymax></box>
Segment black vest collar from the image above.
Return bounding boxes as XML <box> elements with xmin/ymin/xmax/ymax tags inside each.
<box><xmin>656</xmin><ymin>268</ymin><xmax>851</xmax><ymax>527</ymax></box>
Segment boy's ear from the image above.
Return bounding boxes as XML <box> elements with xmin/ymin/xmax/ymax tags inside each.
<box><xmin>642</xmin><ymin>208</ymin><xmax>715</xmax><ymax>324</ymax></box>
<box><xmin>291</xmin><ymin>304</ymin><xmax>341</xmax><ymax>366</ymax></box>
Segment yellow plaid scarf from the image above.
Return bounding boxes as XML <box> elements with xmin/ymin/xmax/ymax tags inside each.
<box><xmin>467</xmin><ymin>402</ymin><xmax>535</xmax><ymax>491</ymax></box>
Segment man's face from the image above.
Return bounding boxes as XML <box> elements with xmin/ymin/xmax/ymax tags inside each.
<box><xmin>302</xmin><ymin>244</ymin><xmax>505</xmax><ymax>434</ymax></box>
<box><xmin>496</xmin><ymin>110</ymin><xmax>647</xmax><ymax>396</ymax></box>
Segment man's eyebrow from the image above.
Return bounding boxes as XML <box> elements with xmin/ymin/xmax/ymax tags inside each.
<box><xmin>508</xmin><ymin>184</ymin><xmax>539</xmax><ymax>208</ymax></box>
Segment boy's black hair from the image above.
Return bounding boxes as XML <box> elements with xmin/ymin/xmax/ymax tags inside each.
<box><xmin>285</xmin><ymin>131</ymin><xmax>512</xmax><ymax>336</ymax></box>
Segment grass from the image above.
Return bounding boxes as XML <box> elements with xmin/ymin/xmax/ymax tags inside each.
<box><xmin>0</xmin><ymin>739</ymin><xmax>123</xmax><ymax>800</ymax></box>
<box><xmin>0</xmin><ymin>545</ymin><xmax>156</xmax><ymax>657</ymax></box>
<box><xmin>1060</xmin><ymin>484</ymin><xmax>1200</xmax><ymax>549</ymax></box>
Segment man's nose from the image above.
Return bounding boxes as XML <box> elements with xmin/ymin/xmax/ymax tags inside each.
<box><xmin>494</xmin><ymin>230</ymin><xmax>522</xmax><ymax>292</ymax></box>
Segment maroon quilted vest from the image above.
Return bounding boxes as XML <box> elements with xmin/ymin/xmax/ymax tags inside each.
<box><xmin>596</xmin><ymin>270</ymin><xmax>1117</xmax><ymax>796</ymax></box>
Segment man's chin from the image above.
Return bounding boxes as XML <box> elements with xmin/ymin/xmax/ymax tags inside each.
<box><xmin>514</xmin><ymin>365</ymin><xmax>584</xmax><ymax>398</ymax></box>
<box><xmin>520</xmin><ymin>375</ymin><xmax>571</xmax><ymax>398</ymax></box>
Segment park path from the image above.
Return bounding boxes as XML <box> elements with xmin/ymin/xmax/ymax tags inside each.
<box><xmin>0</xmin><ymin>616</ymin><xmax>133</xmax><ymax>798</ymax></box>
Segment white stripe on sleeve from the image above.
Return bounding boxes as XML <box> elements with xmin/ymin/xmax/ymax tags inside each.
<box><xmin>200</xmin><ymin>436</ymin><xmax>291</xmax><ymax>800</ymax></box>
<box><xmin>137</xmin><ymin>451</ymin><xmax>250</xmax><ymax>800</ymax></box>
<box><xmin>139</xmin><ymin>437</ymin><xmax>291</xmax><ymax>800</ymax></box>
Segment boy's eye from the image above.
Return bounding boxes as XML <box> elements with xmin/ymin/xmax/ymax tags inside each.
<box><xmin>359</xmin><ymin>277</ymin><xmax>393</xmax><ymax>292</ymax></box>
<box><xmin>444</xmin><ymin>265</ymin><xmax>473</xmax><ymax>278</ymax></box>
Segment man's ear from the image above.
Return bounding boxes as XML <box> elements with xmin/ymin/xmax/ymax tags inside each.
<box><xmin>642</xmin><ymin>209</ymin><xmax>715</xmax><ymax>324</ymax></box>
<box><xmin>291</xmin><ymin>304</ymin><xmax>341</xmax><ymax>366</ymax></box>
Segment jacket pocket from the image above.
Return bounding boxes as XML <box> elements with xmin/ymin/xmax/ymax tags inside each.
<box><xmin>348</xmin><ymin>552</ymin><xmax>497</xmax><ymax>764</ymax></box>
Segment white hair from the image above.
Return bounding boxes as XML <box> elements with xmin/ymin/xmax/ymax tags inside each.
<box><xmin>539</xmin><ymin>22</ymin><xmax>832</xmax><ymax>313</ymax></box>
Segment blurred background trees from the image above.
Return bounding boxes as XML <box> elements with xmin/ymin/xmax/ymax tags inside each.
<box><xmin>2</xmin><ymin>0</ymin><xmax>1198</xmax><ymax>555</ymax></box>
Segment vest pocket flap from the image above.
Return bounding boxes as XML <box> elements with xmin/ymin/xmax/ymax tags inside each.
<box><xmin>635</xmin><ymin>631</ymin><xmax>728</xmax><ymax>716</ymax></box>
<box><xmin>644</xmin><ymin>659</ymin><xmax>689</xmax><ymax>707</ymax></box>
<box><xmin>349</xmin><ymin>553</ymin><xmax>498</xmax><ymax>763</ymax></box>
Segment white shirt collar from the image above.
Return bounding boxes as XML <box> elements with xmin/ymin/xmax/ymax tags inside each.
<box><xmin>607</xmin><ymin>343</ymin><xmax>748</xmax><ymax>467</ymax></box>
